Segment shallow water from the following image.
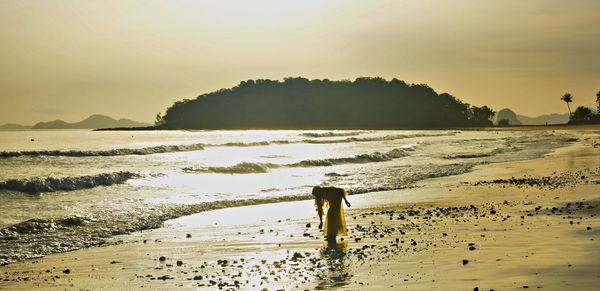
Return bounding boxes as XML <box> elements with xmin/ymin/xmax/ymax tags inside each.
<box><xmin>0</xmin><ymin>129</ymin><xmax>575</xmax><ymax>264</ymax></box>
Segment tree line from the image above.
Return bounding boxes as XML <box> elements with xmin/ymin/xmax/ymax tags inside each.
<box><xmin>156</xmin><ymin>77</ymin><xmax>495</xmax><ymax>129</ymax></box>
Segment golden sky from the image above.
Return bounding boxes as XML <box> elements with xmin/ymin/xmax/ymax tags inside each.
<box><xmin>1</xmin><ymin>0</ymin><xmax>599</xmax><ymax>124</ymax></box>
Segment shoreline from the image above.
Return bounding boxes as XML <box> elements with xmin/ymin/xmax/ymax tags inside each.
<box><xmin>1</xmin><ymin>131</ymin><xmax>599</xmax><ymax>290</ymax></box>
<box><xmin>93</xmin><ymin>124</ymin><xmax>600</xmax><ymax>131</ymax></box>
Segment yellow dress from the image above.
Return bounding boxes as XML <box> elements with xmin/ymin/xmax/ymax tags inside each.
<box><xmin>314</xmin><ymin>187</ymin><xmax>348</xmax><ymax>237</ymax></box>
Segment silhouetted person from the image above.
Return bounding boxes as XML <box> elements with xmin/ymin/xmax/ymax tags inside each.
<box><xmin>312</xmin><ymin>186</ymin><xmax>351</xmax><ymax>243</ymax></box>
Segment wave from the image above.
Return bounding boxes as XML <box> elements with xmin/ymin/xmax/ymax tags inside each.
<box><xmin>0</xmin><ymin>143</ymin><xmax>205</xmax><ymax>159</ymax></box>
<box><xmin>289</xmin><ymin>148</ymin><xmax>410</xmax><ymax>167</ymax></box>
<box><xmin>0</xmin><ymin>171</ymin><xmax>139</xmax><ymax>193</ymax></box>
<box><xmin>183</xmin><ymin>162</ymin><xmax>273</xmax><ymax>174</ymax></box>
<box><xmin>300</xmin><ymin>131</ymin><xmax>365</xmax><ymax>138</ymax></box>
<box><xmin>300</xmin><ymin>132</ymin><xmax>457</xmax><ymax>144</ymax></box>
<box><xmin>217</xmin><ymin>132</ymin><xmax>455</xmax><ymax>147</ymax></box>
<box><xmin>184</xmin><ymin>148</ymin><xmax>413</xmax><ymax>174</ymax></box>
<box><xmin>445</xmin><ymin>153</ymin><xmax>493</xmax><ymax>159</ymax></box>
<box><xmin>0</xmin><ymin>132</ymin><xmax>455</xmax><ymax>159</ymax></box>
<box><xmin>219</xmin><ymin>141</ymin><xmax>273</xmax><ymax>147</ymax></box>
<box><xmin>325</xmin><ymin>172</ymin><xmax>349</xmax><ymax>177</ymax></box>
<box><xmin>1</xmin><ymin>216</ymin><xmax>89</xmax><ymax>235</ymax></box>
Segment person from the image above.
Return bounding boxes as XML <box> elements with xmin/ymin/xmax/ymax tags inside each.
<box><xmin>312</xmin><ymin>186</ymin><xmax>351</xmax><ymax>243</ymax></box>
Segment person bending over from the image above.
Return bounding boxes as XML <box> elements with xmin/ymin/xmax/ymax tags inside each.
<box><xmin>312</xmin><ymin>186</ymin><xmax>351</xmax><ymax>243</ymax></box>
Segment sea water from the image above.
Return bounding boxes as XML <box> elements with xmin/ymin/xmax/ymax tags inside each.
<box><xmin>0</xmin><ymin>129</ymin><xmax>576</xmax><ymax>264</ymax></box>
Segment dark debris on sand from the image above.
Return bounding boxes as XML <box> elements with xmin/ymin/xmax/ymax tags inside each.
<box><xmin>471</xmin><ymin>167</ymin><xmax>600</xmax><ymax>190</ymax></box>
<box><xmin>130</xmin><ymin>201</ymin><xmax>553</xmax><ymax>289</ymax></box>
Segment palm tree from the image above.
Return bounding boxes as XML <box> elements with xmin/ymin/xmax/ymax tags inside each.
<box><xmin>561</xmin><ymin>93</ymin><xmax>573</xmax><ymax>116</ymax></box>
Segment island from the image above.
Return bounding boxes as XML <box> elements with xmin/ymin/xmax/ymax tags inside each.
<box><xmin>155</xmin><ymin>77</ymin><xmax>496</xmax><ymax>129</ymax></box>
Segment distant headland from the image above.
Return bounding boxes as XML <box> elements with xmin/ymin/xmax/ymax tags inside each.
<box><xmin>151</xmin><ymin>77</ymin><xmax>497</xmax><ymax>130</ymax></box>
<box><xmin>494</xmin><ymin>108</ymin><xmax>570</xmax><ymax>125</ymax></box>
<box><xmin>0</xmin><ymin>115</ymin><xmax>151</xmax><ymax>130</ymax></box>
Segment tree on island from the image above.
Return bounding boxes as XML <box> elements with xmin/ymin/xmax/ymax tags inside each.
<box><xmin>572</xmin><ymin>106</ymin><xmax>593</xmax><ymax>121</ymax></box>
<box><xmin>560</xmin><ymin>93</ymin><xmax>573</xmax><ymax>116</ymax></box>
<box><xmin>565</xmin><ymin>90</ymin><xmax>600</xmax><ymax>125</ymax></box>
<box><xmin>497</xmin><ymin>118</ymin><xmax>510</xmax><ymax>126</ymax></box>
<box><xmin>596</xmin><ymin>90</ymin><xmax>600</xmax><ymax>113</ymax></box>
<box><xmin>155</xmin><ymin>112</ymin><xmax>166</xmax><ymax>126</ymax></box>
<box><xmin>158</xmin><ymin>77</ymin><xmax>495</xmax><ymax>129</ymax></box>
<box><xmin>468</xmin><ymin>106</ymin><xmax>495</xmax><ymax>127</ymax></box>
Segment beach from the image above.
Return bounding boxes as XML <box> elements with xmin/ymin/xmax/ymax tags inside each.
<box><xmin>1</xmin><ymin>127</ymin><xmax>598</xmax><ymax>290</ymax></box>
<box><xmin>2</xmin><ymin>1</ymin><xmax>599</xmax><ymax>289</ymax></box>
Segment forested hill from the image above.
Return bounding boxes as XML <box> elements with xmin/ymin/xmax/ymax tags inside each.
<box><xmin>158</xmin><ymin>77</ymin><xmax>495</xmax><ymax>129</ymax></box>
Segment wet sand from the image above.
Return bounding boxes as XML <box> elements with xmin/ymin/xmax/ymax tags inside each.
<box><xmin>1</xmin><ymin>131</ymin><xmax>599</xmax><ymax>290</ymax></box>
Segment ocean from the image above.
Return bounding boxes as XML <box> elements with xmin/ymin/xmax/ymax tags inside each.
<box><xmin>0</xmin><ymin>129</ymin><xmax>576</xmax><ymax>265</ymax></box>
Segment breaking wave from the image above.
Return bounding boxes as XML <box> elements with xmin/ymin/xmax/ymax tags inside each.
<box><xmin>0</xmin><ymin>171</ymin><xmax>139</xmax><ymax>193</ymax></box>
<box><xmin>0</xmin><ymin>143</ymin><xmax>205</xmax><ymax>158</ymax></box>
<box><xmin>289</xmin><ymin>148</ymin><xmax>410</xmax><ymax>167</ymax></box>
<box><xmin>184</xmin><ymin>162</ymin><xmax>273</xmax><ymax>174</ymax></box>
<box><xmin>184</xmin><ymin>148</ymin><xmax>413</xmax><ymax>174</ymax></box>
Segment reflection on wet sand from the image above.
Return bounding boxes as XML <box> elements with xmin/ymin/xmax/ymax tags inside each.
<box><xmin>315</xmin><ymin>241</ymin><xmax>351</xmax><ymax>289</ymax></box>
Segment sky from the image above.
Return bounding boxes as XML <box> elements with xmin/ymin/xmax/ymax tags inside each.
<box><xmin>1</xmin><ymin>0</ymin><xmax>599</xmax><ymax>125</ymax></box>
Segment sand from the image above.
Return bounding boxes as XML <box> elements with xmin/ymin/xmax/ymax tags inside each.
<box><xmin>1</xmin><ymin>129</ymin><xmax>599</xmax><ymax>290</ymax></box>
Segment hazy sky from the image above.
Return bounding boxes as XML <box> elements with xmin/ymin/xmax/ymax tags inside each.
<box><xmin>1</xmin><ymin>0</ymin><xmax>599</xmax><ymax>124</ymax></box>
